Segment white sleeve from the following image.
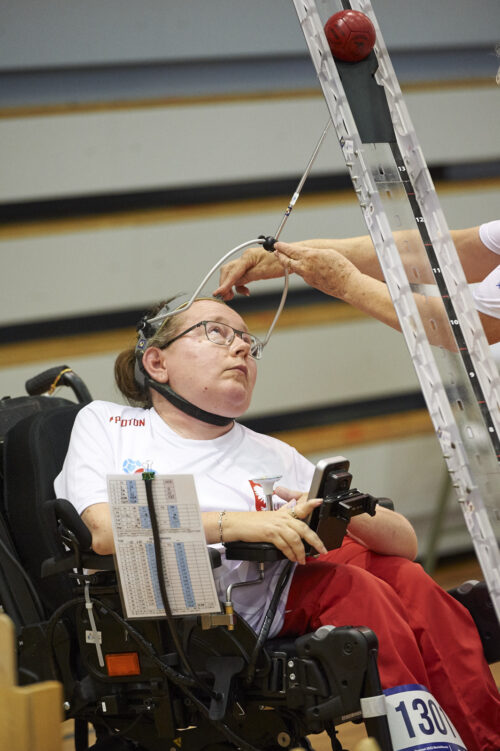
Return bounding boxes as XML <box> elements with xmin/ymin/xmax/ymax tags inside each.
<box><xmin>470</xmin><ymin>221</ymin><xmax>500</xmax><ymax>319</ymax></box>
<box><xmin>53</xmin><ymin>402</ymin><xmax>114</xmax><ymax>515</ymax></box>
<box><xmin>472</xmin><ymin>265</ymin><xmax>500</xmax><ymax>320</ymax></box>
<box><xmin>283</xmin><ymin>446</ymin><xmax>315</xmax><ymax>498</ymax></box>
<box><xmin>292</xmin><ymin>449</ymin><xmax>316</xmax><ymax>490</ymax></box>
<box><xmin>479</xmin><ymin>221</ymin><xmax>500</xmax><ymax>255</ymax></box>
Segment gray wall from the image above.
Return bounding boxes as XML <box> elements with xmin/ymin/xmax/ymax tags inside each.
<box><xmin>1</xmin><ymin>0</ymin><xmax>499</xmax><ymax>70</ymax></box>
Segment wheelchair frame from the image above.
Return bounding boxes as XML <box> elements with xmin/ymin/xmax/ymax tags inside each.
<box><xmin>0</xmin><ymin>367</ymin><xmax>498</xmax><ymax>751</ymax></box>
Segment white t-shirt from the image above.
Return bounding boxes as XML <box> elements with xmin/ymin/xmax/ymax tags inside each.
<box><xmin>54</xmin><ymin>400</ymin><xmax>315</xmax><ymax>636</ymax></box>
<box><xmin>472</xmin><ymin>220</ymin><xmax>500</xmax><ymax>320</ymax></box>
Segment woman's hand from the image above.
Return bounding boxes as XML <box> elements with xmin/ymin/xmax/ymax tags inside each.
<box><xmin>217</xmin><ymin>497</ymin><xmax>327</xmax><ymax>564</ymax></box>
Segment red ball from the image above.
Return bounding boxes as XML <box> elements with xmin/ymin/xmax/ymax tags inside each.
<box><xmin>324</xmin><ymin>9</ymin><xmax>376</xmax><ymax>62</ymax></box>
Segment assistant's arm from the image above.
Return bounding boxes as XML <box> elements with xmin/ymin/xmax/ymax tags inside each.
<box><xmin>289</xmin><ymin>231</ymin><xmax>500</xmax><ymax>344</ymax></box>
<box><xmin>215</xmin><ymin>225</ymin><xmax>498</xmax><ymax>296</ymax></box>
<box><xmin>273</xmin><ymin>241</ymin><xmax>458</xmax><ymax>349</ymax></box>
<box><xmin>289</xmin><ymin>226</ymin><xmax>498</xmax><ymax>283</ymax></box>
<box><xmin>215</xmin><ymin>225</ymin><xmax>500</xmax><ymax>345</ymax></box>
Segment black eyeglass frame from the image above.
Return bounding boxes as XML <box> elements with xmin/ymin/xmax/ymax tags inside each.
<box><xmin>161</xmin><ymin>320</ymin><xmax>263</xmax><ymax>360</ymax></box>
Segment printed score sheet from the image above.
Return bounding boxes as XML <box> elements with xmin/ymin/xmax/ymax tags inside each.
<box><xmin>107</xmin><ymin>474</ymin><xmax>220</xmax><ymax>619</ymax></box>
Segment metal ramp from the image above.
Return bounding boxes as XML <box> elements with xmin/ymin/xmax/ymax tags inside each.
<box><xmin>291</xmin><ymin>0</ymin><xmax>500</xmax><ymax>620</ymax></box>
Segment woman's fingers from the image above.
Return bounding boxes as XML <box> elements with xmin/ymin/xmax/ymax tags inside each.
<box><xmin>276</xmin><ymin>494</ymin><xmax>323</xmax><ymax>522</ymax></box>
<box><xmin>234</xmin><ymin>509</ymin><xmax>327</xmax><ymax>563</ymax></box>
<box><xmin>298</xmin><ymin>521</ymin><xmax>327</xmax><ymax>557</ymax></box>
<box><xmin>268</xmin><ymin>516</ymin><xmax>327</xmax><ymax>563</ymax></box>
<box><xmin>273</xmin><ymin>485</ymin><xmax>301</xmax><ymax>503</ymax></box>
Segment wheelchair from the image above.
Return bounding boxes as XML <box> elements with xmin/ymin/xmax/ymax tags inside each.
<box><xmin>0</xmin><ymin>367</ymin><xmax>498</xmax><ymax>751</ymax></box>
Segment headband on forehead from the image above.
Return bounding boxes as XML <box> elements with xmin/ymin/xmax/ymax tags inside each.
<box><xmin>133</xmin><ymin>294</ymin><xmax>234</xmax><ymax>427</ymax></box>
<box><xmin>136</xmin><ymin>294</ymin><xmax>227</xmax><ymax>354</ymax></box>
<box><xmin>145</xmin><ymin>294</ymin><xmax>191</xmax><ymax>329</ymax></box>
<box><xmin>135</xmin><ymin>294</ymin><xmax>189</xmax><ymax>351</ymax></box>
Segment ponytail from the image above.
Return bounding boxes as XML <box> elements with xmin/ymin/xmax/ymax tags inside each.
<box><xmin>114</xmin><ymin>347</ymin><xmax>151</xmax><ymax>407</ymax></box>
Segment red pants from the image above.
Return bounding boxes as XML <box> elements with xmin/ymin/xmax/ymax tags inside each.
<box><xmin>279</xmin><ymin>539</ymin><xmax>500</xmax><ymax>751</ymax></box>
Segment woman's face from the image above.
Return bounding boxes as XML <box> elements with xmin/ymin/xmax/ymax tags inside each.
<box><xmin>146</xmin><ymin>299</ymin><xmax>258</xmax><ymax>418</ymax></box>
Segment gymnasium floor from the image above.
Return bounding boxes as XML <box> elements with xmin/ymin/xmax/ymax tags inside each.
<box><xmin>61</xmin><ymin>554</ymin><xmax>500</xmax><ymax>750</ymax></box>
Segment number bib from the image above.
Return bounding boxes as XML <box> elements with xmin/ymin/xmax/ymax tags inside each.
<box><xmin>383</xmin><ymin>684</ymin><xmax>467</xmax><ymax>751</ymax></box>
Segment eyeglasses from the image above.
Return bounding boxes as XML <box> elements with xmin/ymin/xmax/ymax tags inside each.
<box><xmin>163</xmin><ymin>320</ymin><xmax>263</xmax><ymax>360</ymax></box>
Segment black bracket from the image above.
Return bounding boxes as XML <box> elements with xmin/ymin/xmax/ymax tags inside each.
<box><xmin>258</xmin><ymin>235</ymin><xmax>277</xmax><ymax>252</ymax></box>
<box><xmin>205</xmin><ymin>655</ymin><xmax>244</xmax><ymax>720</ymax></box>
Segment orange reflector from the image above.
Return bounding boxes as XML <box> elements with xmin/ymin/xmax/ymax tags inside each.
<box><xmin>105</xmin><ymin>652</ymin><xmax>141</xmax><ymax>676</ymax></box>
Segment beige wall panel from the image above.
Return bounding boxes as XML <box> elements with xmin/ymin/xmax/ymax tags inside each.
<box><xmin>3</xmin><ymin>0</ymin><xmax>498</xmax><ymax>70</ymax></box>
<box><xmin>0</xmin><ymin>316</ymin><xmax>418</xmax><ymax>416</ymax></box>
<box><xmin>249</xmin><ymin>319</ymin><xmax>418</xmax><ymax>414</ymax></box>
<box><xmin>1</xmin><ymin>183</ymin><xmax>499</xmax><ymax>327</ymax></box>
<box><xmin>0</xmin><ymin>97</ymin><xmax>332</xmax><ymax>202</ymax></box>
<box><xmin>0</xmin><ymin>86</ymin><xmax>498</xmax><ymax>202</ymax></box>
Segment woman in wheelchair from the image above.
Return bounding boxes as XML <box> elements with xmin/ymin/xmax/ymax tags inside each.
<box><xmin>55</xmin><ymin>295</ymin><xmax>500</xmax><ymax>751</ymax></box>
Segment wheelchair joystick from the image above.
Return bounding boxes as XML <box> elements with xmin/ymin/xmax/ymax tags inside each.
<box><xmin>220</xmin><ymin>477</ymin><xmax>281</xmax><ymax>631</ymax></box>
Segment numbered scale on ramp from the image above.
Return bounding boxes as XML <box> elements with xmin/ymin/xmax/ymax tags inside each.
<box><xmin>292</xmin><ymin>0</ymin><xmax>500</xmax><ymax>622</ymax></box>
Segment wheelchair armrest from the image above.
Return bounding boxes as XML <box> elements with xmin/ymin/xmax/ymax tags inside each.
<box><xmin>224</xmin><ymin>541</ymin><xmax>285</xmax><ymax>562</ymax></box>
<box><xmin>209</xmin><ymin>546</ymin><xmax>222</xmax><ymax>568</ymax></box>
<box><xmin>41</xmin><ymin>549</ymin><xmax>115</xmax><ymax>576</ymax></box>
<box><xmin>42</xmin><ymin>498</ymin><xmax>115</xmax><ymax>576</ymax></box>
<box><xmin>377</xmin><ymin>497</ymin><xmax>394</xmax><ymax>511</ymax></box>
<box><xmin>44</xmin><ymin>498</ymin><xmax>93</xmax><ymax>551</ymax></box>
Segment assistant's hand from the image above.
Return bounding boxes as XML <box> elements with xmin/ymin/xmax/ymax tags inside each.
<box><xmin>274</xmin><ymin>241</ymin><xmax>362</xmax><ymax>300</ymax></box>
<box><xmin>214</xmin><ymin>246</ymin><xmax>284</xmax><ymax>300</ymax></box>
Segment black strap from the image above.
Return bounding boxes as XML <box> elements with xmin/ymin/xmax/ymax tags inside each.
<box><xmin>147</xmin><ymin>380</ymin><xmax>234</xmax><ymax>427</ymax></box>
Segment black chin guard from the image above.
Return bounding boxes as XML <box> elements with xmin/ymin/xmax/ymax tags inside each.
<box><xmin>147</xmin><ymin>379</ymin><xmax>234</xmax><ymax>427</ymax></box>
<box><xmin>135</xmin><ymin>358</ymin><xmax>233</xmax><ymax>427</ymax></box>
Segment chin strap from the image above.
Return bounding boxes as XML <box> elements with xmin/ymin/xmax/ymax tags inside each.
<box><xmin>134</xmin><ymin>341</ymin><xmax>234</xmax><ymax>427</ymax></box>
<box><xmin>147</xmin><ymin>378</ymin><xmax>234</xmax><ymax>427</ymax></box>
